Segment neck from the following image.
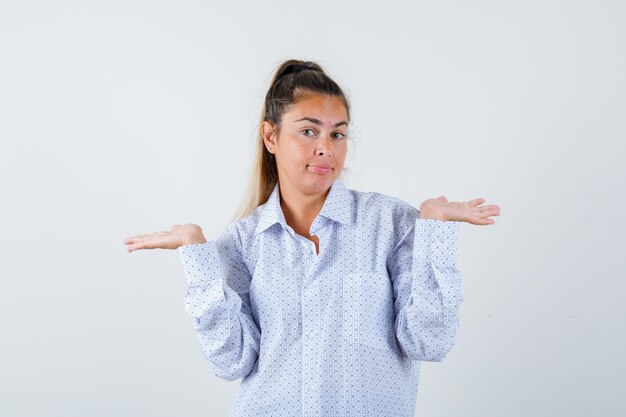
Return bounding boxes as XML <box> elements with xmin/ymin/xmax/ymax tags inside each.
<box><xmin>278</xmin><ymin>178</ymin><xmax>330</xmax><ymax>237</ymax></box>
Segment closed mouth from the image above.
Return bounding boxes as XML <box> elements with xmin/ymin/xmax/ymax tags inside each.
<box><xmin>307</xmin><ymin>164</ymin><xmax>333</xmax><ymax>174</ymax></box>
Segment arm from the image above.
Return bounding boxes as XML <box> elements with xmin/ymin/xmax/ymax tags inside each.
<box><xmin>388</xmin><ymin>210</ymin><xmax>463</xmax><ymax>362</ymax></box>
<box><xmin>178</xmin><ymin>222</ymin><xmax>261</xmax><ymax>381</ymax></box>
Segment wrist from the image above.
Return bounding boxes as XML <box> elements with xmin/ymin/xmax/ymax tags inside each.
<box><xmin>182</xmin><ymin>232</ymin><xmax>207</xmax><ymax>246</ymax></box>
<box><xmin>419</xmin><ymin>209</ymin><xmax>448</xmax><ymax>221</ymax></box>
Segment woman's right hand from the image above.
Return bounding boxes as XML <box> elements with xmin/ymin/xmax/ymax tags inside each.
<box><xmin>124</xmin><ymin>224</ymin><xmax>207</xmax><ymax>253</ymax></box>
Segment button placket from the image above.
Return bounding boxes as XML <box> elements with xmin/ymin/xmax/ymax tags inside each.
<box><xmin>301</xmin><ymin>240</ymin><xmax>318</xmax><ymax>416</ymax></box>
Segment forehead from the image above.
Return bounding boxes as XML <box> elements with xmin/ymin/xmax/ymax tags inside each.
<box><xmin>285</xmin><ymin>93</ymin><xmax>347</xmax><ymax>121</ymax></box>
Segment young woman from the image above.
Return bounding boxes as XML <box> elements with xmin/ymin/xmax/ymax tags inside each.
<box><xmin>124</xmin><ymin>59</ymin><xmax>500</xmax><ymax>417</ymax></box>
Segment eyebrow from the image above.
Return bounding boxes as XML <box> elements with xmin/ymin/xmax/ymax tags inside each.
<box><xmin>294</xmin><ymin>117</ymin><xmax>348</xmax><ymax>127</ymax></box>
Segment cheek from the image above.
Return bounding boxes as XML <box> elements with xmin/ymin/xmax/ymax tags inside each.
<box><xmin>281</xmin><ymin>143</ymin><xmax>310</xmax><ymax>167</ymax></box>
<box><xmin>335</xmin><ymin>144</ymin><xmax>348</xmax><ymax>161</ymax></box>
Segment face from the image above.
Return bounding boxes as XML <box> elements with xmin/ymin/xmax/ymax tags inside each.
<box><xmin>262</xmin><ymin>92</ymin><xmax>348</xmax><ymax>196</ymax></box>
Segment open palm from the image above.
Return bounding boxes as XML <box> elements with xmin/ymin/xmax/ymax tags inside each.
<box><xmin>420</xmin><ymin>196</ymin><xmax>500</xmax><ymax>225</ymax></box>
<box><xmin>123</xmin><ymin>224</ymin><xmax>205</xmax><ymax>253</ymax></box>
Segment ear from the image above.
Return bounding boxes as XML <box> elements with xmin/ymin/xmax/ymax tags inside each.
<box><xmin>261</xmin><ymin>121</ymin><xmax>277</xmax><ymax>153</ymax></box>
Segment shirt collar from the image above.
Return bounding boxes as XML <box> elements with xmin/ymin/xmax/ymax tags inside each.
<box><xmin>254</xmin><ymin>178</ymin><xmax>355</xmax><ymax>235</ymax></box>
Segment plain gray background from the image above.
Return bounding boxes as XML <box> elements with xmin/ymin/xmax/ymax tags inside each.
<box><xmin>1</xmin><ymin>1</ymin><xmax>624</xmax><ymax>416</ymax></box>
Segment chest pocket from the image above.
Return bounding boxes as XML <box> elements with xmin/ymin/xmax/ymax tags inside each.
<box><xmin>342</xmin><ymin>270</ymin><xmax>395</xmax><ymax>350</ymax></box>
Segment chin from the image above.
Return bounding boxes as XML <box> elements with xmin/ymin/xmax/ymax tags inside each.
<box><xmin>311</xmin><ymin>175</ymin><xmax>336</xmax><ymax>189</ymax></box>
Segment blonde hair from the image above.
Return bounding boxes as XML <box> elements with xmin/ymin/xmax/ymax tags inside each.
<box><xmin>229</xmin><ymin>59</ymin><xmax>352</xmax><ymax>224</ymax></box>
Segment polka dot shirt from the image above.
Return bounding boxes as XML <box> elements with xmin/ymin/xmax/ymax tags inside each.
<box><xmin>178</xmin><ymin>178</ymin><xmax>463</xmax><ymax>417</ymax></box>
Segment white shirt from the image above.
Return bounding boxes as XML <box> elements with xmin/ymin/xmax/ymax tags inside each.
<box><xmin>178</xmin><ymin>177</ymin><xmax>463</xmax><ymax>417</ymax></box>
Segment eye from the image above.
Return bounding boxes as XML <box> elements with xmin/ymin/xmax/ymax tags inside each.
<box><xmin>333</xmin><ymin>132</ymin><xmax>346</xmax><ymax>140</ymax></box>
<box><xmin>301</xmin><ymin>129</ymin><xmax>316</xmax><ymax>137</ymax></box>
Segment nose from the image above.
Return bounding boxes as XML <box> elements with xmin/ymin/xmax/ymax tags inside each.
<box><xmin>315</xmin><ymin>134</ymin><xmax>333</xmax><ymax>156</ymax></box>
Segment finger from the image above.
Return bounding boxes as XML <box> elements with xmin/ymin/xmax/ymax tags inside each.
<box><xmin>467</xmin><ymin>198</ymin><xmax>485</xmax><ymax>207</ymax></box>
<box><xmin>129</xmin><ymin>240</ymin><xmax>150</xmax><ymax>251</ymax></box>
<box><xmin>124</xmin><ymin>236</ymin><xmax>145</xmax><ymax>244</ymax></box>
<box><xmin>129</xmin><ymin>234</ymin><xmax>155</xmax><ymax>248</ymax></box>
<box><xmin>478</xmin><ymin>205</ymin><xmax>499</xmax><ymax>214</ymax></box>
<box><xmin>129</xmin><ymin>233</ymin><xmax>149</xmax><ymax>241</ymax></box>
<box><xmin>137</xmin><ymin>233</ymin><xmax>161</xmax><ymax>241</ymax></box>
<box><xmin>488</xmin><ymin>206</ymin><xmax>501</xmax><ymax>216</ymax></box>
<box><xmin>477</xmin><ymin>214</ymin><xmax>499</xmax><ymax>223</ymax></box>
<box><xmin>472</xmin><ymin>207</ymin><xmax>497</xmax><ymax>219</ymax></box>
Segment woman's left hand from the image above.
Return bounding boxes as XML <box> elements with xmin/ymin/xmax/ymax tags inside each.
<box><xmin>419</xmin><ymin>196</ymin><xmax>500</xmax><ymax>225</ymax></box>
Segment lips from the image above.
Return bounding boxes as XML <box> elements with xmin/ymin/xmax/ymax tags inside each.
<box><xmin>307</xmin><ymin>164</ymin><xmax>332</xmax><ymax>174</ymax></box>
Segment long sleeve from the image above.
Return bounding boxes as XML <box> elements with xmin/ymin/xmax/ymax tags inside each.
<box><xmin>388</xmin><ymin>211</ymin><xmax>463</xmax><ymax>362</ymax></box>
<box><xmin>178</xmin><ymin>223</ymin><xmax>261</xmax><ymax>381</ymax></box>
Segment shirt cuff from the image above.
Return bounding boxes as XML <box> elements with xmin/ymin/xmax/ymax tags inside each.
<box><xmin>413</xmin><ymin>218</ymin><xmax>460</xmax><ymax>272</ymax></box>
<box><xmin>178</xmin><ymin>241</ymin><xmax>219</xmax><ymax>287</ymax></box>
